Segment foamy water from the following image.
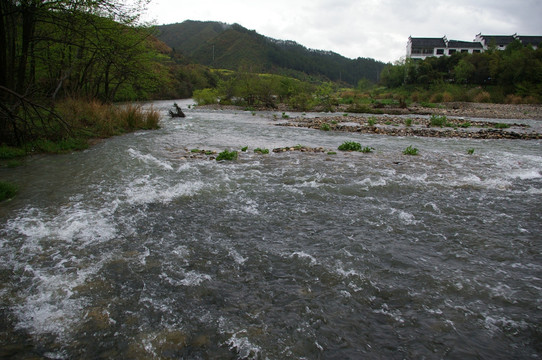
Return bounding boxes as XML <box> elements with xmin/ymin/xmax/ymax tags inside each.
<box><xmin>1</xmin><ymin>100</ymin><xmax>541</xmax><ymax>358</ymax></box>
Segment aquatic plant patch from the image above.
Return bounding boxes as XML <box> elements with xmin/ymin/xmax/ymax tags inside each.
<box><xmin>430</xmin><ymin>114</ymin><xmax>447</xmax><ymax>127</ymax></box>
<box><xmin>320</xmin><ymin>123</ymin><xmax>331</xmax><ymax>131</ymax></box>
<box><xmin>338</xmin><ymin>141</ymin><xmax>362</xmax><ymax>151</ymax></box>
<box><xmin>403</xmin><ymin>145</ymin><xmax>419</xmax><ymax>155</ymax></box>
<box><xmin>216</xmin><ymin>150</ymin><xmax>238</xmax><ymax>161</ymax></box>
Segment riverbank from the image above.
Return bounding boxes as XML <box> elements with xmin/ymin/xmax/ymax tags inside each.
<box><xmin>373</xmin><ymin>102</ymin><xmax>542</xmax><ymax>120</ymax></box>
<box><xmin>198</xmin><ymin>101</ymin><xmax>542</xmax><ymax>120</ymax></box>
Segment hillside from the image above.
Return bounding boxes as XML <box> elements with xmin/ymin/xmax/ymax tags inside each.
<box><xmin>156</xmin><ymin>20</ymin><xmax>385</xmax><ymax>85</ymax></box>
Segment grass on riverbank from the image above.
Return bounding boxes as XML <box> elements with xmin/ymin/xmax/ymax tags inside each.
<box><xmin>2</xmin><ymin>99</ymin><xmax>160</xmax><ymax>159</ymax></box>
<box><xmin>0</xmin><ymin>181</ymin><xmax>18</xmax><ymax>202</ymax></box>
<box><xmin>57</xmin><ymin>99</ymin><xmax>160</xmax><ymax>139</ymax></box>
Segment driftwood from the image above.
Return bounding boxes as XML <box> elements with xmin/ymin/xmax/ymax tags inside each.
<box><xmin>168</xmin><ymin>102</ymin><xmax>185</xmax><ymax>118</ymax></box>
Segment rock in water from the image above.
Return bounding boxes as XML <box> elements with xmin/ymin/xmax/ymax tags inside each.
<box><xmin>169</xmin><ymin>102</ymin><xmax>185</xmax><ymax>118</ymax></box>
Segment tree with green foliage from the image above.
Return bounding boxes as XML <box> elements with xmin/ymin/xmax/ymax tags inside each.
<box><xmin>0</xmin><ymin>0</ymin><xmax>157</xmax><ymax>146</ymax></box>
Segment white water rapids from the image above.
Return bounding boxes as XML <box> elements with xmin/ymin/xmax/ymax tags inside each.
<box><xmin>1</xmin><ymin>99</ymin><xmax>541</xmax><ymax>359</ymax></box>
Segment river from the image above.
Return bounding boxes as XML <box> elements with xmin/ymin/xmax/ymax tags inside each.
<box><xmin>1</xmin><ymin>99</ymin><xmax>541</xmax><ymax>359</ymax></box>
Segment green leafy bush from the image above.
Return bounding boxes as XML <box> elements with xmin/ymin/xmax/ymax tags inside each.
<box><xmin>216</xmin><ymin>150</ymin><xmax>238</xmax><ymax>161</ymax></box>
<box><xmin>494</xmin><ymin>123</ymin><xmax>510</xmax><ymax>129</ymax></box>
<box><xmin>430</xmin><ymin>115</ymin><xmax>447</xmax><ymax>127</ymax></box>
<box><xmin>405</xmin><ymin>118</ymin><xmax>413</xmax><ymax>127</ymax></box>
<box><xmin>193</xmin><ymin>88</ymin><xmax>219</xmax><ymax>105</ymax></box>
<box><xmin>0</xmin><ymin>181</ymin><xmax>18</xmax><ymax>201</ymax></box>
<box><xmin>338</xmin><ymin>141</ymin><xmax>362</xmax><ymax>151</ymax></box>
<box><xmin>320</xmin><ymin>123</ymin><xmax>331</xmax><ymax>131</ymax></box>
<box><xmin>360</xmin><ymin>146</ymin><xmax>374</xmax><ymax>153</ymax></box>
<box><xmin>254</xmin><ymin>148</ymin><xmax>269</xmax><ymax>154</ymax></box>
<box><xmin>403</xmin><ymin>145</ymin><xmax>419</xmax><ymax>155</ymax></box>
<box><xmin>367</xmin><ymin>117</ymin><xmax>377</xmax><ymax>126</ymax></box>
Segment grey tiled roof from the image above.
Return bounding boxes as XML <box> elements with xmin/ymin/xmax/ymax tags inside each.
<box><xmin>479</xmin><ymin>35</ymin><xmax>516</xmax><ymax>46</ymax></box>
<box><xmin>518</xmin><ymin>36</ymin><xmax>542</xmax><ymax>46</ymax></box>
<box><xmin>410</xmin><ymin>38</ymin><xmax>446</xmax><ymax>47</ymax></box>
<box><xmin>447</xmin><ymin>40</ymin><xmax>483</xmax><ymax>49</ymax></box>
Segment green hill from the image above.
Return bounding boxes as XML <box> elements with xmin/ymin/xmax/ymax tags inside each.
<box><xmin>156</xmin><ymin>20</ymin><xmax>385</xmax><ymax>86</ymax></box>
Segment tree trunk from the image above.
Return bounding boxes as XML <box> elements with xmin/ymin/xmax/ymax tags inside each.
<box><xmin>17</xmin><ymin>4</ymin><xmax>36</xmax><ymax>94</ymax></box>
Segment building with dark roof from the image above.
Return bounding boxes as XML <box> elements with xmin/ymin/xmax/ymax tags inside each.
<box><xmin>407</xmin><ymin>36</ymin><xmax>482</xmax><ymax>59</ymax></box>
<box><xmin>447</xmin><ymin>40</ymin><xmax>484</xmax><ymax>55</ymax></box>
<box><xmin>474</xmin><ymin>34</ymin><xmax>516</xmax><ymax>50</ymax></box>
<box><xmin>406</xmin><ymin>36</ymin><xmax>447</xmax><ymax>59</ymax></box>
<box><xmin>407</xmin><ymin>33</ymin><xmax>541</xmax><ymax>59</ymax></box>
<box><xmin>517</xmin><ymin>35</ymin><xmax>542</xmax><ymax>48</ymax></box>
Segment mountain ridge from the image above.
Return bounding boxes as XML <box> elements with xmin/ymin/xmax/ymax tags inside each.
<box><xmin>155</xmin><ymin>20</ymin><xmax>385</xmax><ymax>85</ymax></box>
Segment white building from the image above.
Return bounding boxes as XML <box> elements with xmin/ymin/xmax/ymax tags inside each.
<box><xmin>407</xmin><ymin>34</ymin><xmax>541</xmax><ymax>60</ymax></box>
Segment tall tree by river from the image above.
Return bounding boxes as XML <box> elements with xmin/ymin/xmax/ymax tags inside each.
<box><xmin>0</xmin><ymin>0</ymin><xmax>157</xmax><ymax>146</ymax></box>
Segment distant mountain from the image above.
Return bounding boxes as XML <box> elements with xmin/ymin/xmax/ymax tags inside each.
<box><xmin>156</xmin><ymin>20</ymin><xmax>385</xmax><ymax>85</ymax></box>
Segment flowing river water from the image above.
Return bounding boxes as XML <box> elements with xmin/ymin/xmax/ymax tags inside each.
<box><xmin>1</xmin><ymin>99</ymin><xmax>541</xmax><ymax>359</ymax></box>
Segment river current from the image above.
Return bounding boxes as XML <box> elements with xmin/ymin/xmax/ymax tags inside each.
<box><xmin>1</xmin><ymin>99</ymin><xmax>541</xmax><ymax>359</ymax></box>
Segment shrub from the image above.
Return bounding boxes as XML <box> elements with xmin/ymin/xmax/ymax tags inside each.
<box><xmin>505</xmin><ymin>94</ymin><xmax>523</xmax><ymax>104</ymax></box>
<box><xmin>430</xmin><ymin>114</ymin><xmax>447</xmax><ymax>127</ymax></box>
<box><xmin>193</xmin><ymin>88</ymin><xmax>218</xmax><ymax>105</ymax></box>
<box><xmin>494</xmin><ymin>123</ymin><xmax>511</xmax><ymax>129</ymax></box>
<box><xmin>458</xmin><ymin>122</ymin><xmax>471</xmax><ymax>128</ymax></box>
<box><xmin>473</xmin><ymin>91</ymin><xmax>491</xmax><ymax>103</ymax></box>
<box><xmin>403</xmin><ymin>145</ymin><xmax>419</xmax><ymax>155</ymax></box>
<box><xmin>0</xmin><ymin>145</ymin><xmax>26</xmax><ymax>159</ymax></box>
<box><xmin>360</xmin><ymin>146</ymin><xmax>374</xmax><ymax>153</ymax></box>
<box><xmin>241</xmin><ymin>146</ymin><xmax>248</xmax><ymax>152</ymax></box>
<box><xmin>467</xmin><ymin>148</ymin><xmax>475</xmax><ymax>155</ymax></box>
<box><xmin>0</xmin><ymin>181</ymin><xmax>18</xmax><ymax>202</ymax></box>
<box><xmin>216</xmin><ymin>150</ymin><xmax>238</xmax><ymax>161</ymax></box>
<box><xmin>320</xmin><ymin>123</ymin><xmax>331</xmax><ymax>131</ymax></box>
<box><xmin>254</xmin><ymin>148</ymin><xmax>269</xmax><ymax>154</ymax></box>
<box><xmin>441</xmin><ymin>92</ymin><xmax>454</xmax><ymax>102</ymax></box>
<box><xmin>429</xmin><ymin>93</ymin><xmax>443</xmax><ymax>103</ymax></box>
<box><xmin>367</xmin><ymin>117</ymin><xmax>377</xmax><ymax>126</ymax></box>
<box><xmin>338</xmin><ymin>141</ymin><xmax>362</xmax><ymax>151</ymax></box>
<box><xmin>405</xmin><ymin>118</ymin><xmax>413</xmax><ymax>127</ymax></box>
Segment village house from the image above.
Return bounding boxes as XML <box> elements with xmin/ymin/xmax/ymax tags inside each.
<box><xmin>407</xmin><ymin>33</ymin><xmax>541</xmax><ymax>60</ymax></box>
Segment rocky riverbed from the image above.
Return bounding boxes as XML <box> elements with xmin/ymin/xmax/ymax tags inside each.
<box><xmin>197</xmin><ymin>102</ymin><xmax>542</xmax><ymax>139</ymax></box>
<box><xmin>277</xmin><ymin>114</ymin><xmax>542</xmax><ymax>140</ymax></box>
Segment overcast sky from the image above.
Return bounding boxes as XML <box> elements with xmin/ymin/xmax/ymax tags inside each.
<box><xmin>142</xmin><ymin>0</ymin><xmax>542</xmax><ymax>63</ymax></box>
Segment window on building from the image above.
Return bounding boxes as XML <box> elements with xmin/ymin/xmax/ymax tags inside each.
<box><xmin>473</xmin><ymin>50</ymin><xmax>481</xmax><ymax>53</ymax></box>
<box><xmin>461</xmin><ymin>49</ymin><xmax>469</xmax><ymax>53</ymax></box>
<box><xmin>448</xmin><ymin>49</ymin><xmax>457</xmax><ymax>55</ymax></box>
<box><xmin>436</xmin><ymin>49</ymin><xmax>444</xmax><ymax>55</ymax></box>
